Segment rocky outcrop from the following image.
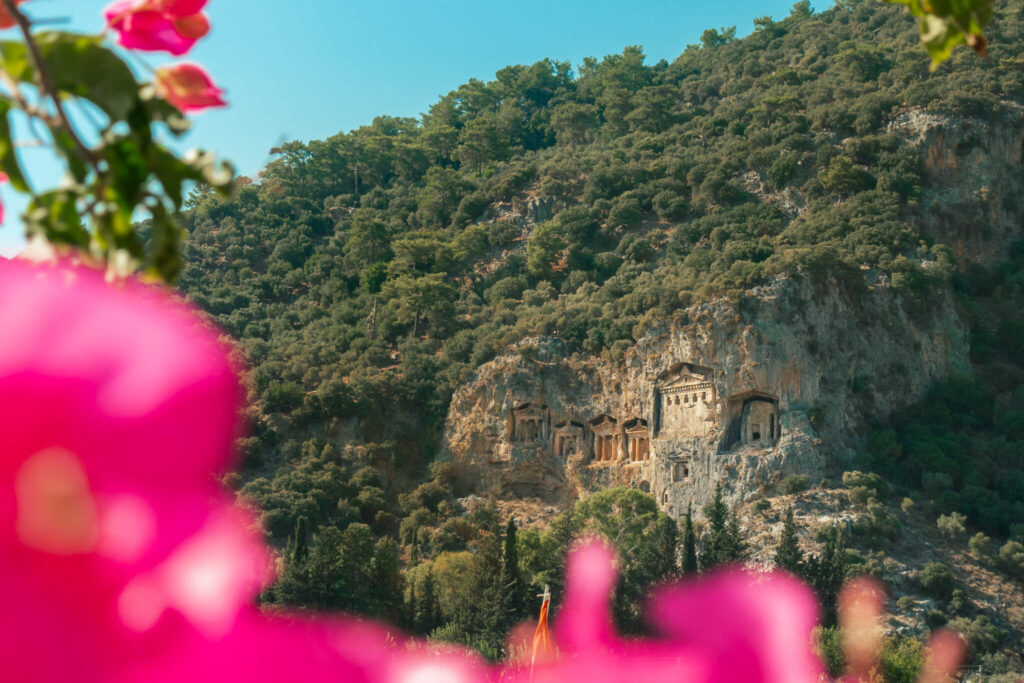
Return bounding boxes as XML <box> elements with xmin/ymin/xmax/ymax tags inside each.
<box><xmin>440</xmin><ymin>274</ymin><xmax>969</xmax><ymax>518</ymax></box>
<box><xmin>889</xmin><ymin>103</ymin><xmax>1024</xmax><ymax>268</ymax></box>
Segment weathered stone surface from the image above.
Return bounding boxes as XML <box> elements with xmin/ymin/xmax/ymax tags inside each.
<box><xmin>889</xmin><ymin>103</ymin><xmax>1024</xmax><ymax>268</ymax></box>
<box><xmin>440</xmin><ymin>274</ymin><xmax>968</xmax><ymax>519</ymax></box>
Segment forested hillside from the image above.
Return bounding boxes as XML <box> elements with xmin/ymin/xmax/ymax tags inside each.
<box><xmin>177</xmin><ymin>0</ymin><xmax>1024</xmax><ymax>671</ymax></box>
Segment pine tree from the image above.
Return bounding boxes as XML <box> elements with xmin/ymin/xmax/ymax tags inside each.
<box><xmin>682</xmin><ymin>503</ymin><xmax>699</xmax><ymax>573</ymax></box>
<box><xmin>291</xmin><ymin>516</ymin><xmax>309</xmax><ymax>564</ymax></box>
<box><xmin>774</xmin><ymin>508</ymin><xmax>805</xmax><ymax>576</ymax></box>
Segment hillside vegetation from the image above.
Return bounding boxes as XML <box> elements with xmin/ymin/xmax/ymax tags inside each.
<box><xmin>176</xmin><ymin>0</ymin><xmax>1024</xmax><ymax>671</ymax></box>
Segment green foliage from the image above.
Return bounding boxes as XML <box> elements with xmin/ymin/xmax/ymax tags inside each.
<box><xmin>852</xmin><ymin>499</ymin><xmax>902</xmax><ymax>543</ymax></box>
<box><xmin>700</xmin><ymin>484</ymin><xmax>747</xmax><ymax>570</ymax></box>
<box><xmin>166</xmin><ymin>0</ymin><xmax>1020</xmax><ymax>644</ymax></box>
<box><xmin>916</xmin><ymin>561</ymin><xmax>956</xmax><ymax>599</ymax></box>
<box><xmin>808</xmin><ymin>526</ymin><xmax>847</xmax><ymax>626</ymax></box>
<box><xmin>997</xmin><ymin>539</ymin><xmax>1024</xmax><ymax>578</ymax></box>
<box><xmin>815</xmin><ymin>626</ymin><xmax>845</xmax><ymax>679</ymax></box>
<box><xmin>936</xmin><ymin>511</ymin><xmax>967</xmax><ymax>541</ymax></box>
<box><xmin>860</xmin><ymin>247</ymin><xmax>1024</xmax><ymax>539</ymax></box>
<box><xmin>968</xmin><ymin>531</ymin><xmax>992</xmax><ymax>558</ymax></box>
<box><xmin>0</xmin><ymin>29</ymin><xmax>231</xmax><ymax>280</ymax></box>
<box><xmin>924</xmin><ymin>608</ymin><xmax>948</xmax><ymax>629</ymax></box>
<box><xmin>780</xmin><ymin>474</ymin><xmax>810</xmax><ymax>495</ymax></box>
<box><xmin>774</xmin><ymin>508</ymin><xmax>806</xmax><ymax>576</ymax></box>
<box><xmin>879</xmin><ymin>635</ymin><xmax>925</xmax><ymax>683</ymax></box>
<box><xmin>947</xmin><ymin>615</ymin><xmax>1007</xmax><ymax>654</ymax></box>
<box><xmin>681</xmin><ymin>504</ymin><xmax>698</xmax><ymax>573</ymax></box>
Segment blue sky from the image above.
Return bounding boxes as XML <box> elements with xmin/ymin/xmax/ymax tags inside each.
<box><xmin>0</xmin><ymin>0</ymin><xmax>809</xmax><ymax>255</ymax></box>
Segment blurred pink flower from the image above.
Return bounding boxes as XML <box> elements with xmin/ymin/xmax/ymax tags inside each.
<box><xmin>155</xmin><ymin>62</ymin><xmax>227</xmax><ymax>112</ymax></box>
<box><xmin>520</xmin><ymin>539</ymin><xmax>823</xmax><ymax>683</ymax></box>
<box><xmin>105</xmin><ymin>0</ymin><xmax>209</xmax><ymax>55</ymax></box>
<box><xmin>0</xmin><ymin>258</ymin><xmax>257</xmax><ymax>680</ymax></box>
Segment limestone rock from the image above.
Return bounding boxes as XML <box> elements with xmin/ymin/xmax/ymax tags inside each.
<box><xmin>440</xmin><ymin>274</ymin><xmax>968</xmax><ymax>521</ymax></box>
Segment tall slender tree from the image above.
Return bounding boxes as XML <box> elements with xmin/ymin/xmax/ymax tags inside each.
<box><xmin>810</xmin><ymin>526</ymin><xmax>847</xmax><ymax>627</ymax></box>
<box><xmin>701</xmin><ymin>483</ymin><xmax>747</xmax><ymax>569</ymax></box>
<box><xmin>648</xmin><ymin>515</ymin><xmax>680</xmax><ymax>580</ymax></box>
<box><xmin>774</xmin><ymin>508</ymin><xmax>805</xmax><ymax>576</ymax></box>
<box><xmin>291</xmin><ymin>516</ymin><xmax>309</xmax><ymax>564</ymax></box>
<box><xmin>682</xmin><ymin>503</ymin><xmax>699</xmax><ymax>573</ymax></box>
<box><xmin>416</xmin><ymin>568</ymin><xmax>441</xmax><ymax>634</ymax></box>
<box><xmin>503</xmin><ymin>518</ymin><xmax>526</xmax><ymax>623</ymax></box>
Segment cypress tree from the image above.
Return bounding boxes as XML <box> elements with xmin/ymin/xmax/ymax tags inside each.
<box><xmin>812</xmin><ymin>526</ymin><xmax>847</xmax><ymax>626</ymax></box>
<box><xmin>701</xmin><ymin>483</ymin><xmax>730</xmax><ymax>569</ymax></box>
<box><xmin>682</xmin><ymin>503</ymin><xmax>699</xmax><ymax>573</ymax></box>
<box><xmin>291</xmin><ymin>516</ymin><xmax>309</xmax><ymax>564</ymax></box>
<box><xmin>650</xmin><ymin>515</ymin><xmax>680</xmax><ymax>580</ymax></box>
<box><xmin>701</xmin><ymin>484</ymin><xmax>748</xmax><ymax>569</ymax></box>
<box><xmin>418</xmin><ymin>567</ymin><xmax>441</xmax><ymax>633</ymax></box>
<box><xmin>774</xmin><ymin>508</ymin><xmax>805</xmax><ymax>576</ymax></box>
<box><xmin>724</xmin><ymin>507</ymin><xmax>748</xmax><ymax>562</ymax></box>
<box><xmin>503</xmin><ymin>518</ymin><xmax>526</xmax><ymax>622</ymax></box>
<box><xmin>546</xmin><ymin>508</ymin><xmax>580</xmax><ymax>606</ymax></box>
<box><xmin>406</xmin><ymin>582</ymin><xmax>419</xmax><ymax>633</ymax></box>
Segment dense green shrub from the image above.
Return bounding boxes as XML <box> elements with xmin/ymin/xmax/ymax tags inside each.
<box><xmin>916</xmin><ymin>562</ymin><xmax>956</xmax><ymax>599</ymax></box>
<box><xmin>780</xmin><ymin>474</ymin><xmax>810</xmax><ymax>495</ymax></box>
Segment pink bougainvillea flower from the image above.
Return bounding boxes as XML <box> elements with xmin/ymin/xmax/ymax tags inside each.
<box><xmin>518</xmin><ymin>538</ymin><xmax>824</xmax><ymax>683</ymax></box>
<box><xmin>0</xmin><ymin>0</ymin><xmax>29</xmax><ymax>30</ymax></box>
<box><xmin>104</xmin><ymin>0</ymin><xmax>209</xmax><ymax>55</ymax></box>
<box><xmin>0</xmin><ymin>258</ymin><xmax>252</xmax><ymax>680</ymax></box>
<box><xmin>154</xmin><ymin>62</ymin><xmax>227</xmax><ymax>112</ymax></box>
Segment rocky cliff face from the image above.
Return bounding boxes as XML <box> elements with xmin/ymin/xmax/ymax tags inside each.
<box><xmin>441</xmin><ymin>273</ymin><xmax>968</xmax><ymax>517</ymax></box>
<box><xmin>890</xmin><ymin>103</ymin><xmax>1024</xmax><ymax>268</ymax></box>
<box><xmin>439</xmin><ymin>106</ymin><xmax>1024</xmax><ymax>521</ymax></box>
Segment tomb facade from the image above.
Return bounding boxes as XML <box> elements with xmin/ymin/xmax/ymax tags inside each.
<box><xmin>654</xmin><ymin>363</ymin><xmax>716</xmax><ymax>438</ymax></box>
<box><xmin>552</xmin><ymin>421</ymin><xmax>584</xmax><ymax>457</ymax></box>
<box><xmin>623</xmin><ymin>418</ymin><xmax>650</xmax><ymax>462</ymax></box>
<box><xmin>724</xmin><ymin>391</ymin><xmax>780</xmax><ymax>449</ymax></box>
<box><xmin>589</xmin><ymin>415</ymin><xmax>620</xmax><ymax>462</ymax></box>
<box><xmin>508</xmin><ymin>403</ymin><xmax>549</xmax><ymax>443</ymax></box>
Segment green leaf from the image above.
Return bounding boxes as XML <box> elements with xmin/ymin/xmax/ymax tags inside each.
<box><xmin>35</xmin><ymin>32</ymin><xmax>140</xmax><ymax>120</ymax></box>
<box><xmin>148</xmin><ymin>144</ymin><xmax>205</xmax><ymax>209</ymax></box>
<box><xmin>0</xmin><ymin>101</ymin><xmax>30</xmax><ymax>192</ymax></box>
<box><xmin>140</xmin><ymin>93</ymin><xmax>191</xmax><ymax>137</ymax></box>
<box><xmin>25</xmin><ymin>189</ymin><xmax>88</xmax><ymax>246</ymax></box>
<box><xmin>886</xmin><ymin>0</ymin><xmax>993</xmax><ymax>69</ymax></box>
<box><xmin>52</xmin><ymin>129</ymin><xmax>90</xmax><ymax>183</ymax></box>
<box><xmin>0</xmin><ymin>41</ymin><xmax>30</xmax><ymax>82</ymax></box>
<box><xmin>102</xmin><ymin>135</ymin><xmax>149</xmax><ymax>217</ymax></box>
<box><xmin>147</xmin><ymin>202</ymin><xmax>184</xmax><ymax>282</ymax></box>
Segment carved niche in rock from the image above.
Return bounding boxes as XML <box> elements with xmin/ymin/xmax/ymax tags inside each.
<box><xmin>724</xmin><ymin>391</ymin><xmax>780</xmax><ymax>449</ymax></box>
<box><xmin>670</xmin><ymin>459</ymin><xmax>689</xmax><ymax>482</ymax></box>
<box><xmin>653</xmin><ymin>363</ymin><xmax>716</xmax><ymax>438</ymax></box>
<box><xmin>552</xmin><ymin>420</ymin><xmax>584</xmax><ymax>458</ymax></box>
<box><xmin>623</xmin><ymin>418</ymin><xmax>650</xmax><ymax>462</ymax></box>
<box><xmin>508</xmin><ymin>403</ymin><xmax>549</xmax><ymax>443</ymax></box>
<box><xmin>589</xmin><ymin>414</ymin><xmax>620</xmax><ymax>462</ymax></box>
